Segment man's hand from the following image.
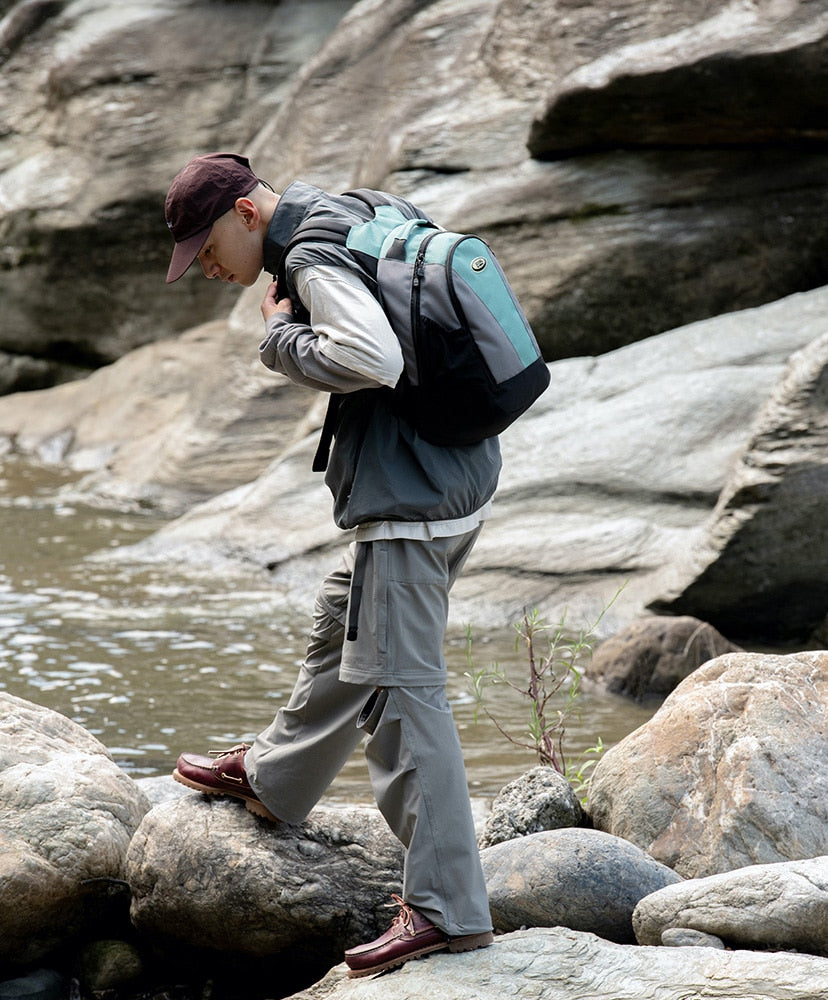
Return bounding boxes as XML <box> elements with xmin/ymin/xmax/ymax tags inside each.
<box><xmin>261</xmin><ymin>280</ymin><xmax>294</xmax><ymax>322</ymax></box>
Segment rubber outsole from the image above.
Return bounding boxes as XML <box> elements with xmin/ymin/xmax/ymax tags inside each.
<box><xmin>346</xmin><ymin>941</ymin><xmax>450</xmax><ymax>979</ymax></box>
<box><xmin>172</xmin><ymin>767</ymin><xmax>279</xmax><ymax>822</ymax></box>
<box><xmin>346</xmin><ymin>931</ymin><xmax>494</xmax><ymax>979</ymax></box>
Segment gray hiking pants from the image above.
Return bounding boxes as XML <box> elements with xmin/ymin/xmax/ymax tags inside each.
<box><xmin>244</xmin><ymin>529</ymin><xmax>492</xmax><ymax>937</ymax></box>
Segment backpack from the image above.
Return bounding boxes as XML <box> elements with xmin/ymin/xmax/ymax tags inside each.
<box><xmin>278</xmin><ymin>189</ymin><xmax>550</xmax><ymax>469</ymax></box>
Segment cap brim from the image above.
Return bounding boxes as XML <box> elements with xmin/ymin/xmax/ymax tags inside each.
<box><xmin>166</xmin><ymin>226</ymin><xmax>211</xmax><ymax>283</ymax></box>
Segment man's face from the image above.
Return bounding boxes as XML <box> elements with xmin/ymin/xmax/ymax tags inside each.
<box><xmin>197</xmin><ymin>202</ymin><xmax>263</xmax><ymax>286</ymax></box>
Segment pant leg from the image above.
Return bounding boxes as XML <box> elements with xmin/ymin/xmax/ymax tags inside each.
<box><xmin>245</xmin><ymin>550</ymin><xmax>374</xmax><ymax>824</ymax></box>
<box><xmin>361</xmin><ymin>685</ymin><xmax>492</xmax><ymax>937</ymax></box>
<box><xmin>248</xmin><ymin>527</ymin><xmax>492</xmax><ymax>936</ymax></box>
<box><xmin>355</xmin><ymin>528</ymin><xmax>492</xmax><ymax>936</ymax></box>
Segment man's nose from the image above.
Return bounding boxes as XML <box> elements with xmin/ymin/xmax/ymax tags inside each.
<box><xmin>200</xmin><ymin>257</ymin><xmax>218</xmax><ymax>279</ymax></box>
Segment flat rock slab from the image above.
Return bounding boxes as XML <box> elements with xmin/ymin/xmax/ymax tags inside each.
<box><xmin>634</xmin><ymin>856</ymin><xmax>828</xmax><ymax>956</ymax></box>
<box><xmin>285</xmin><ymin>926</ymin><xmax>828</xmax><ymax>1000</ymax></box>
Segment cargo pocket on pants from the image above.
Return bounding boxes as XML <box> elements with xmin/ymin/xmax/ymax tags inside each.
<box><xmin>356</xmin><ymin>687</ymin><xmax>389</xmax><ymax>735</ymax></box>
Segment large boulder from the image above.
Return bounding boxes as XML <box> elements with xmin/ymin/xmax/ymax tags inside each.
<box><xmin>251</xmin><ymin>0</ymin><xmax>828</xmax><ymax>359</ymax></box>
<box><xmin>651</xmin><ymin>331</ymin><xmax>828</xmax><ymax>643</ymax></box>
<box><xmin>481</xmin><ymin>827</ymin><xmax>682</xmax><ymax>945</ymax></box>
<box><xmin>634</xmin><ymin>856</ymin><xmax>828</xmax><ymax>957</ymax></box>
<box><xmin>586</xmin><ymin>615</ymin><xmax>742</xmax><ymax>700</ymax></box>
<box><xmin>126</xmin><ymin>796</ymin><xmax>403</xmax><ymax>980</ymax></box>
<box><xmin>528</xmin><ymin>0</ymin><xmax>828</xmax><ymax>155</ymax></box>
<box><xmin>284</xmin><ymin>926</ymin><xmax>828</xmax><ymax>1000</ymax></box>
<box><xmin>3</xmin><ymin>0</ymin><xmax>828</xmax><ymax>390</ymax></box>
<box><xmin>0</xmin><ymin>693</ymin><xmax>150</xmax><ymax>969</ymax></box>
<box><xmin>0</xmin><ymin>0</ymin><xmax>354</xmax><ymax>390</ymax></box>
<box><xmin>588</xmin><ymin>651</ymin><xmax>828</xmax><ymax>878</ymax></box>
<box><xmin>481</xmin><ymin>829</ymin><xmax>681</xmax><ymax>944</ymax></box>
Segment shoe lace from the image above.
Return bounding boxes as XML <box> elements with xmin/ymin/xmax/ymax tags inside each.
<box><xmin>207</xmin><ymin>743</ymin><xmax>250</xmax><ymax>759</ymax></box>
<box><xmin>388</xmin><ymin>894</ymin><xmax>415</xmax><ymax>935</ymax></box>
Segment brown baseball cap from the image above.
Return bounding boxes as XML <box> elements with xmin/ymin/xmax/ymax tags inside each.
<box><xmin>164</xmin><ymin>152</ymin><xmax>260</xmax><ymax>283</ymax></box>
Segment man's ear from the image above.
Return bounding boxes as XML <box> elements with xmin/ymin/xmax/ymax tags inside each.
<box><xmin>234</xmin><ymin>197</ymin><xmax>259</xmax><ymax>230</ymax></box>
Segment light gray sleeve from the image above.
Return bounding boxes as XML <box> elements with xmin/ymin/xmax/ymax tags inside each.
<box><xmin>258</xmin><ymin>264</ymin><xmax>404</xmax><ymax>393</ymax></box>
<box><xmin>295</xmin><ymin>265</ymin><xmax>403</xmax><ymax>387</ymax></box>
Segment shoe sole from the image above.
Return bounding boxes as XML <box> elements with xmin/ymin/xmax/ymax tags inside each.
<box><xmin>346</xmin><ymin>940</ymin><xmax>450</xmax><ymax>979</ymax></box>
<box><xmin>450</xmin><ymin>931</ymin><xmax>495</xmax><ymax>953</ymax></box>
<box><xmin>346</xmin><ymin>931</ymin><xmax>494</xmax><ymax>979</ymax></box>
<box><xmin>172</xmin><ymin>768</ymin><xmax>279</xmax><ymax>823</ymax></box>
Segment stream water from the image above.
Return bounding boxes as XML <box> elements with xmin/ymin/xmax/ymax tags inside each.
<box><xmin>0</xmin><ymin>456</ymin><xmax>655</xmax><ymax>805</ymax></box>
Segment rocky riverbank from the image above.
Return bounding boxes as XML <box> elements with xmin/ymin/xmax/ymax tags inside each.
<box><xmin>1</xmin><ymin>648</ymin><xmax>826</xmax><ymax>999</ymax></box>
<box><xmin>1</xmin><ymin>2</ymin><xmax>827</xmax><ymax>992</ymax></box>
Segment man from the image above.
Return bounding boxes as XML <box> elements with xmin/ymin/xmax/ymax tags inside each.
<box><xmin>165</xmin><ymin>152</ymin><xmax>498</xmax><ymax>978</ymax></box>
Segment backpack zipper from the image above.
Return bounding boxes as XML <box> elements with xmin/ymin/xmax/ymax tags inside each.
<box><xmin>410</xmin><ymin>229</ymin><xmax>439</xmax><ymax>386</ymax></box>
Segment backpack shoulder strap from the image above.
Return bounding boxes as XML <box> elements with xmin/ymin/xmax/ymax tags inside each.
<box><xmin>277</xmin><ymin>220</ymin><xmax>351</xmax><ymax>284</ymax></box>
<box><xmin>278</xmin><ymin>213</ymin><xmax>383</xmax><ymax>474</ymax></box>
<box><xmin>341</xmin><ymin>188</ymin><xmax>389</xmax><ymax>211</ymax></box>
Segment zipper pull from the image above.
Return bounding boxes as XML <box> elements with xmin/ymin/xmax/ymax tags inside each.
<box><xmin>413</xmin><ymin>251</ymin><xmax>426</xmax><ymax>285</ymax></box>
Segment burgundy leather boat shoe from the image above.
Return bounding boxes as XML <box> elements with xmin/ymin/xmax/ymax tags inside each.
<box><xmin>344</xmin><ymin>895</ymin><xmax>494</xmax><ymax>978</ymax></box>
<box><xmin>173</xmin><ymin>743</ymin><xmax>278</xmax><ymax>822</ymax></box>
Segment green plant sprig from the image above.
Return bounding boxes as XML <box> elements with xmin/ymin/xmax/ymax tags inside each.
<box><xmin>465</xmin><ymin>585</ymin><xmax>624</xmax><ymax>794</ymax></box>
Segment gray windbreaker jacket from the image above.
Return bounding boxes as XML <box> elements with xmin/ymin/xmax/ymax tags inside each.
<box><xmin>259</xmin><ymin>180</ymin><xmax>501</xmax><ymax>531</ymax></box>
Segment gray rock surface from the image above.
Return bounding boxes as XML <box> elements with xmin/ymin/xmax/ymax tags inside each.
<box><xmin>588</xmin><ymin>650</ymin><xmax>828</xmax><ymax>878</ymax></box>
<box><xmin>528</xmin><ymin>0</ymin><xmax>828</xmax><ymax>155</ymax></box>
<box><xmin>586</xmin><ymin>615</ymin><xmax>742</xmax><ymax>700</ymax></box>
<box><xmin>652</xmin><ymin>331</ymin><xmax>828</xmax><ymax>643</ymax></box>
<box><xmin>135</xmin><ymin>772</ymin><xmax>191</xmax><ymax>808</ymax></box>
<box><xmin>0</xmin><ymin>693</ymin><xmax>150</xmax><ymax>967</ymax></box>
<box><xmin>2</xmin><ymin>285</ymin><xmax>820</xmax><ymax>639</ymax></box>
<box><xmin>481</xmin><ymin>827</ymin><xmax>682</xmax><ymax>944</ymax></box>
<box><xmin>478</xmin><ymin>765</ymin><xmax>583</xmax><ymax>848</ymax></box>
<box><xmin>0</xmin><ymin>0</ymin><xmax>354</xmax><ymax>388</ymax></box>
<box><xmin>3</xmin><ymin>0</ymin><xmax>828</xmax><ymax>389</ymax></box>
<box><xmin>284</xmin><ymin>926</ymin><xmax>828</xmax><ymax>1000</ymax></box>
<box><xmin>660</xmin><ymin>927</ymin><xmax>725</xmax><ymax>950</ymax></box>
<box><xmin>250</xmin><ymin>0</ymin><xmax>828</xmax><ymax>359</ymax></box>
<box><xmin>125</xmin><ymin>796</ymin><xmax>403</xmax><ymax>971</ymax></box>
<box><xmin>77</xmin><ymin>939</ymin><xmax>143</xmax><ymax>994</ymax></box>
<box><xmin>634</xmin><ymin>856</ymin><xmax>828</xmax><ymax>958</ymax></box>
